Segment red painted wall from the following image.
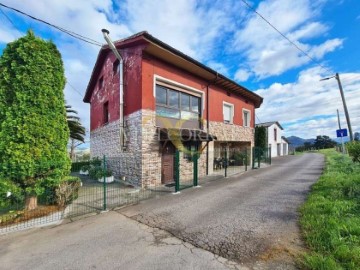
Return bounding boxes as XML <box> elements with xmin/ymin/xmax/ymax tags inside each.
<box><xmin>141</xmin><ymin>55</ymin><xmax>255</xmax><ymax>127</ymax></box>
<box><xmin>90</xmin><ymin>46</ymin><xmax>255</xmax><ymax>131</ymax></box>
<box><xmin>90</xmin><ymin>52</ymin><xmax>120</xmax><ymax>131</ymax></box>
<box><xmin>90</xmin><ymin>46</ymin><xmax>145</xmax><ymax>131</ymax></box>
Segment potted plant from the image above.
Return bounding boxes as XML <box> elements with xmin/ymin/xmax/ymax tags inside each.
<box><xmin>79</xmin><ymin>164</ymin><xmax>90</xmax><ymax>175</ymax></box>
<box><xmin>97</xmin><ymin>168</ymin><xmax>114</xmax><ymax>183</ymax></box>
<box><xmin>89</xmin><ymin>166</ymin><xmax>114</xmax><ymax>183</ymax></box>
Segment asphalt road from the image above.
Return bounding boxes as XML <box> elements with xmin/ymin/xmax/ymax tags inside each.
<box><xmin>120</xmin><ymin>153</ymin><xmax>324</xmax><ymax>269</ymax></box>
<box><xmin>0</xmin><ymin>153</ymin><xmax>324</xmax><ymax>270</ymax></box>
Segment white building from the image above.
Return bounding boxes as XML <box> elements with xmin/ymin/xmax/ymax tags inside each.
<box><xmin>256</xmin><ymin>121</ymin><xmax>289</xmax><ymax>157</ymax></box>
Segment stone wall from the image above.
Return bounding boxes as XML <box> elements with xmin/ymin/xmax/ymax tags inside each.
<box><xmin>90</xmin><ymin>110</ymin><xmax>255</xmax><ymax>187</ymax></box>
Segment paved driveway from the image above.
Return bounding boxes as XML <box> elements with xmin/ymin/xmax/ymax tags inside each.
<box><xmin>0</xmin><ymin>153</ymin><xmax>324</xmax><ymax>270</ymax></box>
<box><xmin>120</xmin><ymin>153</ymin><xmax>324</xmax><ymax>269</ymax></box>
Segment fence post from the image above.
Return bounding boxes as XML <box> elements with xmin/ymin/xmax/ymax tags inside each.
<box><xmin>245</xmin><ymin>148</ymin><xmax>248</xmax><ymax>171</ymax></box>
<box><xmin>269</xmin><ymin>147</ymin><xmax>272</xmax><ymax>165</ymax></box>
<box><xmin>103</xmin><ymin>155</ymin><xmax>107</xmax><ymax>211</ymax></box>
<box><xmin>174</xmin><ymin>150</ymin><xmax>180</xmax><ymax>193</ymax></box>
<box><xmin>224</xmin><ymin>148</ymin><xmax>227</xmax><ymax>177</ymax></box>
<box><xmin>252</xmin><ymin>147</ymin><xmax>255</xmax><ymax>169</ymax></box>
<box><xmin>193</xmin><ymin>152</ymin><xmax>198</xmax><ymax>186</ymax></box>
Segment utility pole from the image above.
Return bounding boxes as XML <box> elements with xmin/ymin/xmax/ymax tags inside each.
<box><xmin>320</xmin><ymin>73</ymin><xmax>354</xmax><ymax>141</ymax></box>
<box><xmin>335</xmin><ymin>73</ymin><xmax>353</xmax><ymax>141</ymax></box>
<box><xmin>337</xmin><ymin>109</ymin><xmax>345</xmax><ymax>154</ymax></box>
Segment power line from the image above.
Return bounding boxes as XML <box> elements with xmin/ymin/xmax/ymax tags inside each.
<box><xmin>0</xmin><ymin>2</ymin><xmax>102</xmax><ymax>47</ymax></box>
<box><xmin>0</xmin><ymin>6</ymin><xmax>16</xmax><ymax>28</ymax></box>
<box><xmin>239</xmin><ymin>0</ymin><xmax>333</xmax><ymax>75</ymax></box>
<box><xmin>66</xmin><ymin>82</ymin><xmax>83</xmax><ymax>98</ymax></box>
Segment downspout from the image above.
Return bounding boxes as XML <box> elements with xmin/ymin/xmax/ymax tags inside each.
<box><xmin>205</xmin><ymin>72</ymin><xmax>218</xmax><ymax>175</ymax></box>
<box><xmin>102</xmin><ymin>29</ymin><xmax>125</xmax><ymax>150</ymax></box>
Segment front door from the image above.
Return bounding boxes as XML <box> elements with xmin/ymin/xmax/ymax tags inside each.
<box><xmin>161</xmin><ymin>142</ymin><xmax>176</xmax><ymax>184</ymax></box>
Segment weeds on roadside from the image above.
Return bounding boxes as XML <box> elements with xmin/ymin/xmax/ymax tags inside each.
<box><xmin>299</xmin><ymin>149</ymin><xmax>360</xmax><ymax>270</ymax></box>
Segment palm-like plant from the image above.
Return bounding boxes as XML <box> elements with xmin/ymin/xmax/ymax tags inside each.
<box><xmin>66</xmin><ymin>105</ymin><xmax>85</xmax><ymax>142</ymax></box>
<box><xmin>66</xmin><ymin>105</ymin><xmax>86</xmax><ymax>160</ymax></box>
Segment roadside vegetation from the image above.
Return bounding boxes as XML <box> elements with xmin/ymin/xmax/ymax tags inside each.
<box><xmin>299</xmin><ymin>147</ymin><xmax>360</xmax><ymax>269</ymax></box>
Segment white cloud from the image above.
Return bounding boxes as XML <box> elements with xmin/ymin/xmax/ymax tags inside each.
<box><xmin>233</xmin><ymin>0</ymin><xmax>343</xmax><ymax>78</ymax></box>
<box><xmin>123</xmin><ymin>0</ymin><xmax>245</xmax><ymax>61</ymax></box>
<box><xmin>234</xmin><ymin>69</ymin><xmax>251</xmax><ymax>82</ymax></box>
<box><xmin>255</xmin><ymin>67</ymin><xmax>360</xmax><ymax>138</ymax></box>
<box><xmin>207</xmin><ymin>61</ymin><xmax>229</xmax><ymax>76</ymax></box>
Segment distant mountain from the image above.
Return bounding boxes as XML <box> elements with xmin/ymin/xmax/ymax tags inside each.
<box><xmin>286</xmin><ymin>136</ymin><xmax>315</xmax><ymax>148</ymax></box>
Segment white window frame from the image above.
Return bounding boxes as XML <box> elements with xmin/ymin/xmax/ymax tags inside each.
<box><xmin>223</xmin><ymin>102</ymin><xmax>234</xmax><ymax>124</ymax></box>
<box><xmin>153</xmin><ymin>75</ymin><xmax>205</xmax><ymax>115</ymax></box>
<box><xmin>242</xmin><ymin>109</ymin><xmax>251</xmax><ymax>127</ymax></box>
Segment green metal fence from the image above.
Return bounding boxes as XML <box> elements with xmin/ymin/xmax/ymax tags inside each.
<box><xmin>0</xmin><ymin>156</ymin><xmax>168</xmax><ymax>234</ymax></box>
<box><xmin>252</xmin><ymin>147</ymin><xmax>271</xmax><ymax>169</ymax></box>
<box><xmin>211</xmin><ymin>147</ymin><xmax>250</xmax><ymax>178</ymax></box>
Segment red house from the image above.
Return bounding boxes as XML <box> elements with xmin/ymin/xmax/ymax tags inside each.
<box><xmin>83</xmin><ymin>31</ymin><xmax>263</xmax><ymax>187</ymax></box>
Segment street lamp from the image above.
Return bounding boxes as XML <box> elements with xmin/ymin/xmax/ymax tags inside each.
<box><xmin>320</xmin><ymin>73</ymin><xmax>354</xmax><ymax>141</ymax></box>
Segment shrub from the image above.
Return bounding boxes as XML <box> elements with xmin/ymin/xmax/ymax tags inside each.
<box><xmin>0</xmin><ymin>179</ymin><xmax>24</xmax><ymax>208</ymax></box>
<box><xmin>71</xmin><ymin>161</ymin><xmax>90</xmax><ymax>172</ymax></box>
<box><xmin>39</xmin><ymin>176</ymin><xmax>81</xmax><ymax>207</ymax></box>
<box><xmin>0</xmin><ymin>31</ymin><xmax>70</xmax><ymax>208</ymax></box>
<box><xmin>347</xmin><ymin>141</ymin><xmax>360</xmax><ymax>163</ymax></box>
<box><xmin>89</xmin><ymin>166</ymin><xmax>112</xmax><ymax>180</ymax></box>
<box><xmin>55</xmin><ymin>176</ymin><xmax>81</xmax><ymax>207</ymax></box>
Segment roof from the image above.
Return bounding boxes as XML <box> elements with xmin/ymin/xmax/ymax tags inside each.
<box><xmin>281</xmin><ymin>136</ymin><xmax>290</xmax><ymax>144</ymax></box>
<box><xmin>256</xmin><ymin>121</ymin><xmax>284</xmax><ymax>130</ymax></box>
<box><xmin>83</xmin><ymin>31</ymin><xmax>263</xmax><ymax>108</ymax></box>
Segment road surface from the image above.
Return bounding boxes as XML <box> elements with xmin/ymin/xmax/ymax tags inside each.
<box><xmin>0</xmin><ymin>153</ymin><xmax>324</xmax><ymax>269</ymax></box>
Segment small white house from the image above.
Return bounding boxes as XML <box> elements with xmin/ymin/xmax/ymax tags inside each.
<box><xmin>256</xmin><ymin>121</ymin><xmax>289</xmax><ymax>157</ymax></box>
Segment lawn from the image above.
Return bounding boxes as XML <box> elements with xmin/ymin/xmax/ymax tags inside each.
<box><xmin>299</xmin><ymin>149</ymin><xmax>360</xmax><ymax>269</ymax></box>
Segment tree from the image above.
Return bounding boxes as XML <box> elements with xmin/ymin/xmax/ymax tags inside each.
<box><xmin>255</xmin><ymin>126</ymin><xmax>266</xmax><ymax>148</ymax></box>
<box><xmin>66</xmin><ymin>104</ymin><xmax>86</xmax><ymax>160</ymax></box>
<box><xmin>0</xmin><ymin>31</ymin><xmax>70</xmax><ymax>210</ymax></box>
<box><xmin>313</xmin><ymin>135</ymin><xmax>337</xmax><ymax>150</ymax></box>
<box><xmin>354</xmin><ymin>132</ymin><xmax>360</xmax><ymax>141</ymax></box>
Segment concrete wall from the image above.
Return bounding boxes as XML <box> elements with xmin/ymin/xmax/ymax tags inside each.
<box><xmin>267</xmin><ymin>123</ymin><xmax>284</xmax><ymax>157</ymax></box>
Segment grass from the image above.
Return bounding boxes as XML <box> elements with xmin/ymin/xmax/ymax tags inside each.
<box><xmin>299</xmin><ymin>149</ymin><xmax>360</xmax><ymax>270</ymax></box>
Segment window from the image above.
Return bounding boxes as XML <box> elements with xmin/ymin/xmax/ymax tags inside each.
<box><xmin>103</xmin><ymin>101</ymin><xmax>109</xmax><ymax>124</ymax></box>
<box><xmin>99</xmin><ymin>76</ymin><xmax>104</xmax><ymax>89</ymax></box>
<box><xmin>155</xmin><ymin>84</ymin><xmax>201</xmax><ymax>120</ymax></box>
<box><xmin>274</xmin><ymin>128</ymin><xmax>277</xmax><ymax>141</ymax></box>
<box><xmin>243</xmin><ymin>109</ymin><xmax>250</xmax><ymax>127</ymax></box>
<box><xmin>113</xmin><ymin>60</ymin><xmax>119</xmax><ymax>75</ymax></box>
<box><xmin>223</xmin><ymin>103</ymin><xmax>233</xmax><ymax>124</ymax></box>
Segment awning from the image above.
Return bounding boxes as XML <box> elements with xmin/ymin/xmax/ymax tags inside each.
<box><xmin>157</xmin><ymin>128</ymin><xmax>217</xmax><ymax>142</ymax></box>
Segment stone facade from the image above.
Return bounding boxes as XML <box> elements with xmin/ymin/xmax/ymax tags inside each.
<box><xmin>91</xmin><ymin>109</ymin><xmax>254</xmax><ymax>187</ymax></box>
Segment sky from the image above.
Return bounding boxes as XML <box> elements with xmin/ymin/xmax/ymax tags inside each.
<box><xmin>0</xmin><ymin>0</ymin><xmax>359</xmax><ymax>142</ymax></box>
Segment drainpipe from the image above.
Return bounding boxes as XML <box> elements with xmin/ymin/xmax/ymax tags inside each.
<box><xmin>205</xmin><ymin>73</ymin><xmax>218</xmax><ymax>175</ymax></box>
<box><xmin>102</xmin><ymin>29</ymin><xmax>125</xmax><ymax>150</ymax></box>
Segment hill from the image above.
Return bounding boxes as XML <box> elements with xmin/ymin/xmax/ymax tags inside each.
<box><xmin>286</xmin><ymin>136</ymin><xmax>315</xmax><ymax>148</ymax></box>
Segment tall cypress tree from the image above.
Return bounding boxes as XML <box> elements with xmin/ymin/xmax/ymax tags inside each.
<box><xmin>0</xmin><ymin>31</ymin><xmax>70</xmax><ymax>209</ymax></box>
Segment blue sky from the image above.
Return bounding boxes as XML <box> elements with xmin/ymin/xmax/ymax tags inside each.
<box><xmin>0</xmin><ymin>0</ymin><xmax>359</xmax><ymax>141</ymax></box>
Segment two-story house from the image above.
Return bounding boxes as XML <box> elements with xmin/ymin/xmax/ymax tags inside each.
<box><xmin>256</xmin><ymin>121</ymin><xmax>289</xmax><ymax>157</ymax></box>
<box><xmin>83</xmin><ymin>31</ymin><xmax>263</xmax><ymax>187</ymax></box>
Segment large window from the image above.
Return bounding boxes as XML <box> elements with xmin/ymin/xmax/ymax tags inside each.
<box><xmin>223</xmin><ymin>103</ymin><xmax>234</xmax><ymax>124</ymax></box>
<box><xmin>243</xmin><ymin>109</ymin><xmax>250</xmax><ymax>127</ymax></box>
<box><xmin>156</xmin><ymin>85</ymin><xmax>200</xmax><ymax>120</ymax></box>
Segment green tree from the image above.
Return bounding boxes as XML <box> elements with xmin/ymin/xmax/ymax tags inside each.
<box><xmin>66</xmin><ymin>104</ymin><xmax>86</xmax><ymax>160</ymax></box>
<box><xmin>313</xmin><ymin>135</ymin><xmax>337</xmax><ymax>150</ymax></box>
<box><xmin>346</xmin><ymin>141</ymin><xmax>360</xmax><ymax>163</ymax></box>
<box><xmin>0</xmin><ymin>31</ymin><xmax>70</xmax><ymax>210</ymax></box>
<box><xmin>254</xmin><ymin>126</ymin><xmax>266</xmax><ymax>148</ymax></box>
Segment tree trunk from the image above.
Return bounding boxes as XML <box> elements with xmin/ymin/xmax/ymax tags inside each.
<box><xmin>25</xmin><ymin>196</ymin><xmax>38</xmax><ymax>210</ymax></box>
<box><xmin>70</xmin><ymin>139</ymin><xmax>75</xmax><ymax>161</ymax></box>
